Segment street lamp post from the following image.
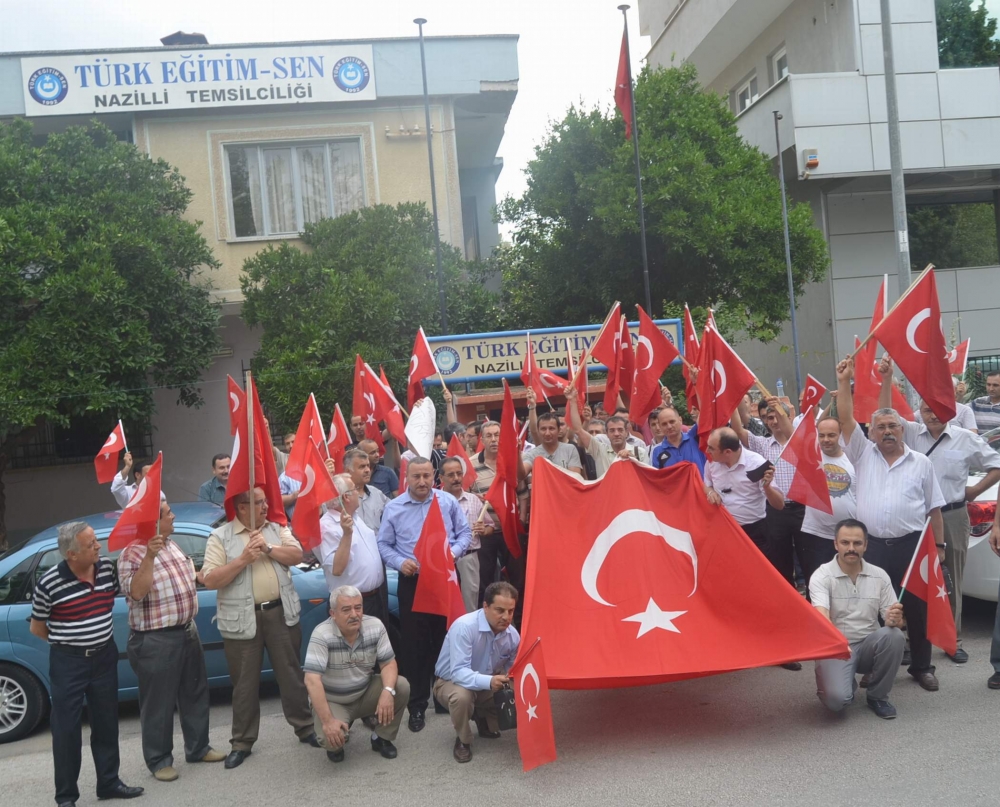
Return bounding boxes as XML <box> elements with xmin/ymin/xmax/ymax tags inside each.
<box><xmin>773</xmin><ymin>110</ymin><xmax>803</xmax><ymax>397</ymax></box>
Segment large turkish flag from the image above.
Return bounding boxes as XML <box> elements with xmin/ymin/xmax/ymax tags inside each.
<box><xmin>520</xmin><ymin>460</ymin><xmax>849</xmax><ymax>689</ymax></box>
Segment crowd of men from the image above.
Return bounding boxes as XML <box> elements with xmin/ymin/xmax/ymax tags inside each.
<box><xmin>27</xmin><ymin>361</ymin><xmax>1000</xmax><ymax>806</ymax></box>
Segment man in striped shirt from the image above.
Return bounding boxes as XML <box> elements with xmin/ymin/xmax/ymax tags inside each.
<box><xmin>30</xmin><ymin>521</ymin><xmax>143</xmax><ymax>807</ymax></box>
<box><xmin>119</xmin><ymin>501</ymin><xmax>227</xmax><ymax>782</ymax></box>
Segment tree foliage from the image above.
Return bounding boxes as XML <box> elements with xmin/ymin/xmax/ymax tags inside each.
<box><xmin>241</xmin><ymin>203</ymin><xmax>500</xmax><ymax>430</ymax></box>
<box><xmin>908</xmin><ymin>202</ymin><xmax>998</xmax><ymax>272</ymax></box>
<box><xmin>936</xmin><ymin>0</ymin><xmax>1000</xmax><ymax>67</ymax></box>
<box><xmin>0</xmin><ymin>119</ymin><xmax>221</xmax><ymax>543</ymax></box>
<box><xmin>493</xmin><ymin>64</ymin><xmax>829</xmax><ymax>341</ymax></box>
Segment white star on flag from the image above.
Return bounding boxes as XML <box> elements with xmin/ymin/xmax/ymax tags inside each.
<box><xmin>526</xmin><ymin>703</ymin><xmax>538</xmax><ymax>721</ymax></box>
<box><xmin>622</xmin><ymin>598</ymin><xmax>686</xmax><ymax>638</ymax></box>
<box><xmin>936</xmin><ymin>584</ymin><xmax>949</xmax><ymax>600</ymax></box>
<box><xmin>448</xmin><ymin>570</ymin><xmax>458</xmax><ymax>584</ymax></box>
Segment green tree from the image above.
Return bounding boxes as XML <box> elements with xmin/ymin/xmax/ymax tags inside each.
<box><xmin>936</xmin><ymin>0</ymin><xmax>1000</xmax><ymax>68</ymax></box>
<box><xmin>908</xmin><ymin>202</ymin><xmax>998</xmax><ymax>271</ymax></box>
<box><xmin>240</xmin><ymin>202</ymin><xmax>500</xmax><ymax>430</ymax></box>
<box><xmin>494</xmin><ymin>64</ymin><xmax>829</xmax><ymax>341</ymax></box>
<box><xmin>0</xmin><ymin>119</ymin><xmax>221</xmax><ymax>546</ymax></box>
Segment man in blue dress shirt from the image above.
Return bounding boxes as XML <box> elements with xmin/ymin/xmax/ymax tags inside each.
<box><xmin>433</xmin><ymin>582</ymin><xmax>519</xmax><ymax>763</ymax></box>
<box><xmin>650</xmin><ymin>406</ymin><xmax>706</xmax><ymax>475</ymax></box>
<box><xmin>377</xmin><ymin>457</ymin><xmax>472</xmax><ymax>733</ymax></box>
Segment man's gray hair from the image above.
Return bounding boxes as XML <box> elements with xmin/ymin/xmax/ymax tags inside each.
<box><xmin>57</xmin><ymin>522</ymin><xmax>90</xmax><ymax>558</ymax></box>
<box><xmin>329</xmin><ymin>584</ymin><xmax>362</xmax><ymax>609</ymax></box>
<box><xmin>329</xmin><ymin>473</ymin><xmax>353</xmax><ymax>510</ymax></box>
<box><xmin>343</xmin><ymin>448</ymin><xmax>368</xmax><ymax>470</ymax></box>
<box><xmin>871</xmin><ymin>407</ymin><xmax>900</xmax><ymax>422</ymax></box>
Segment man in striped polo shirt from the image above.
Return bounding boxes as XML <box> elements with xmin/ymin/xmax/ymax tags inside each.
<box><xmin>30</xmin><ymin>521</ymin><xmax>144</xmax><ymax>807</ymax></box>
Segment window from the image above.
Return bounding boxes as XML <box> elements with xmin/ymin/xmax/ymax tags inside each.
<box><xmin>0</xmin><ymin>557</ymin><xmax>35</xmax><ymax>604</ymax></box>
<box><xmin>8</xmin><ymin>415</ymin><xmax>152</xmax><ymax>471</ymax></box>
<box><xmin>736</xmin><ymin>75</ymin><xmax>759</xmax><ymax>113</ymax></box>
<box><xmin>171</xmin><ymin>533</ymin><xmax>209</xmax><ymax>574</ymax></box>
<box><xmin>773</xmin><ymin>48</ymin><xmax>788</xmax><ymax>82</ymax></box>
<box><xmin>225</xmin><ymin>139</ymin><xmax>365</xmax><ymax>238</ymax></box>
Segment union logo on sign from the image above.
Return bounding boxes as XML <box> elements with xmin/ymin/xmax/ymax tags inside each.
<box><xmin>332</xmin><ymin>57</ymin><xmax>370</xmax><ymax>94</ymax></box>
<box><xmin>434</xmin><ymin>346</ymin><xmax>460</xmax><ymax>376</ymax></box>
<box><xmin>28</xmin><ymin>67</ymin><xmax>69</xmax><ymax>106</ymax></box>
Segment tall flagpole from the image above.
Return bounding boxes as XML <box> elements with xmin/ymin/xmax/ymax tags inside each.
<box><xmin>618</xmin><ymin>5</ymin><xmax>652</xmax><ymax>315</ymax></box>
<box><xmin>245</xmin><ymin>371</ymin><xmax>256</xmax><ymax>531</ymax></box>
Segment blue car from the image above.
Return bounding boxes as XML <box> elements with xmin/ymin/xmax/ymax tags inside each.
<box><xmin>0</xmin><ymin>502</ymin><xmax>331</xmax><ymax>744</ymax></box>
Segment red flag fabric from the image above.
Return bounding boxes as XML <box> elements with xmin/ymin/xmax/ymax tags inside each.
<box><xmin>566</xmin><ymin>346</ymin><xmax>589</xmax><ymax>418</ymax></box>
<box><xmin>537</xmin><ymin>369</ymin><xmax>569</xmax><ymax>397</ymax></box>
<box><xmin>327</xmin><ymin>403</ymin><xmax>351</xmax><ymax>474</ymax></box>
<box><xmin>900</xmin><ymin>520</ymin><xmax>957</xmax><ymax>655</ymax></box>
<box><xmin>249</xmin><ymin>377</ymin><xmax>288</xmax><ymax>526</ymax></box>
<box><xmin>108</xmin><ymin>453</ymin><xmax>163</xmax><ymax>550</ymax></box>
<box><xmin>353</xmin><ymin>356</ymin><xmax>385</xmax><ymax>453</ymax></box>
<box><xmin>779</xmin><ymin>406</ymin><xmax>833</xmax><ymax>514</ymax></box>
<box><xmin>446</xmin><ymin>434</ymin><xmax>477</xmax><ymax>491</ymax></box>
<box><xmin>618</xmin><ymin>316</ymin><xmax>635</xmax><ymax>407</ymax></box>
<box><xmin>629</xmin><ymin>307</ymin><xmax>680</xmax><ymax>424</ymax></box>
<box><xmin>695</xmin><ymin>322</ymin><xmax>756</xmax><ymax>451</ymax></box>
<box><xmin>800</xmin><ymin>374</ymin><xmax>827</xmax><ymax>413</ymax></box>
<box><xmin>614</xmin><ymin>31</ymin><xmax>634</xmax><ymax>140</ymax></box>
<box><xmin>224</xmin><ymin>379</ymin><xmax>267</xmax><ymax>523</ymax></box>
<box><xmin>284</xmin><ymin>394</ymin><xmax>327</xmax><ymax>483</ymax></box>
<box><xmin>485</xmin><ymin>380</ymin><xmax>523</xmax><ymax>559</ymax></box>
<box><xmin>519</xmin><ymin>460</ymin><xmax>849</xmax><ymax>688</ymax></box>
<box><xmin>94</xmin><ymin>421</ymin><xmax>126</xmax><ymax>485</ymax></box>
<box><xmin>412</xmin><ymin>495</ymin><xmax>466</xmax><ymax>627</ymax></box>
<box><xmin>408</xmin><ymin>327</ymin><xmax>437</xmax><ymax>411</ymax></box>
<box><xmin>870</xmin><ymin>269</ymin><xmax>956</xmax><ymax>424</ymax></box>
<box><xmin>947</xmin><ymin>337</ymin><xmax>970</xmax><ymax>376</ymax></box>
<box><xmin>510</xmin><ymin>638</ymin><xmax>557</xmax><ymax>772</ymax></box>
<box><xmin>290</xmin><ymin>439</ymin><xmax>338</xmax><ymax>551</ymax></box>
<box><xmin>520</xmin><ymin>332</ymin><xmax>547</xmax><ymax>403</ymax></box>
<box><xmin>227</xmin><ymin>375</ymin><xmax>245</xmax><ymax>436</ymax></box>
<box><xmin>368</xmin><ymin>363</ymin><xmax>407</xmax><ymax>446</ymax></box>
<box><xmin>590</xmin><ymin>303</ymin><xmax>622</xmax><ymax>413</ymax></box>
<box><xmin>682</xmin><ymin>305</ymin><xmax>700</xmax><ymax>411</ymax></box>
<box><xmin>852</xmin><ymin>336</ymin><xmax>881</xmax><ymax>425</ymax></box>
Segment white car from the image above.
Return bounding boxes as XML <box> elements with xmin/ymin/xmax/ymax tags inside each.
<box><xmin>960</xmin><ymin>427</ymin><xmax>1000</xmax><ymax>602</ymax></box>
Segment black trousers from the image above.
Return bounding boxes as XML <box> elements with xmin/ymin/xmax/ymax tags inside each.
<box><xmin>798</xmin><ymin>532</ymin><xmax>838</xmax><ymax>595</ymax></box>
<box><xmin>49</xmin><ymin>641</ymin><xmax>122</xmax><ymax>804</ymax></box>
<box><xmin>765</xmin><ymin>502</ymin><xmax>806</xmax><ymax>586</ymax></box>
<box><xmin>477</xmin><ymin>530</ymin><xmax>505</xmax><ymax>605</ymax></box>
<box><xmin>127</xmin><ymin>623</ymin><xmax>211</xmax><ymax>772</ymax></box>
<box><xmin>396</xmin><ymin>573</ymin><xmax>447</xmax><ymax>713</ymax></box>
<box><xmin>741</xmin><ymin>517</ymin><xmax>770</xmax><ymax>555</ymax></box>
<box><xmin>866</xmin><ymin>531</ymin><xmax>933</xmax><ymax>674</ymax></box>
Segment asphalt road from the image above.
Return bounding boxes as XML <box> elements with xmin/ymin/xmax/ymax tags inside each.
<box><xmin>4</xmin><ymin>598</ymin><xmax>1000</xmax><ymax>807</ymax></box>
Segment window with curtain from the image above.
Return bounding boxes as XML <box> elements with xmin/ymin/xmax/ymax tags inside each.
<box><xmin>225</xmin><ymin>139</ymin><xmax>364</xmax><ymax>238</ymax></box>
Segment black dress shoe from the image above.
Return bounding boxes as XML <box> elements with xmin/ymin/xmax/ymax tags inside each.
<box><xmin>224</xmin><ymin>750</ymin><xmax>251</xmax><ymax>769</ymax></box>
<box><xmin>453</xmin><ymin>737</ymin><xmax>472</xmax><ymax>763</ymax></box>
<box><xmin>371</xmin><ymin>736</ymin><xmax>398</xmax><ymax>759</ymax></box>
<box><xmin>300</xmin><ymin>732</ymin><xmax>321</xmax><ymax>748</ymax></box>
<box><xmin>407</xmin><ymin>709</ymin><xmax>426</xmax><ymax>732</ymax></box>
<box><xmin>326</xmin><ymin>748</ymin><xmax>345</xmax><ymax>763</ymax></box>
<box><xmin>988</xmin><ymin>672</ymin><xmax>1000</xmax><ymax>689</ymax></box>
<box><xmin>779</xmin><ymin>662</ymin><xmax>802</xmax><ymax>671</ymax></box>
<box><xmin>475</xmin><ymin>718</ymin><xmax>501</xmax><ymax>739</ymax></box>
<box><xmin>57</xmin><ymin>802</ymin><xmax>76</xmax><ymax>807</ymax></box>
<box><xmin>947</xmin><ymin>647</ymin><xmax>969</xmax><ymax>664</ymax></box>
<box><xmin>912</xmin><ymin>670</ymin><xmax>939</xmax><ymax>691</ymax></box>
<box><xmin>96</xmin><ymin>782</ymin><xmax>144</xmax><ymax>800</ymax></box>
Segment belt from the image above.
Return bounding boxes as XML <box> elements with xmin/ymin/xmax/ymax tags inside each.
<box><xmin>255</xmin><ymin>599</ymin><xmax>282</xmax><ymax>611</ymax></box>
<box><xmin>134</xmin><ymin>621</ymin><xmax>192</xmax><ymax>634</ymax></box>
<box><xmin>868</xmin><ymin>531</ymin><xmax>921</xmax><ymax>546</ymax></box>
<box><xmin>941</xmin><ymin>500</ymin><xmax>967</xmax><ymax>513</ymax></box>
<box><xmin>51</xmin><ymin>640</ymin><xmax>111</xmax><ymax>658</ymax></box>
<box><xmin>359</xmin><ymin>588</ymin><xmax>381</xmax><ymax>599</ymax></box>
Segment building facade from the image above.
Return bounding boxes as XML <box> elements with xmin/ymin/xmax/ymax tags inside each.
<box><xmin>640</xmin><ymin>0</ymin><xmax>1000</xmax><ymax>390</ymax></box>
<box><xmin>0</xmin><ymin>34</ymin><xmax>518</xmax><ymax>539</ymax></box>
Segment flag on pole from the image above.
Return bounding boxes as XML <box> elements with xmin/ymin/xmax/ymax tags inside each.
<box><xmin>484</xmin><ymin>380</ymin><xmax>524</xmax><ymax>558</ymax></box>
<box><xmin>290</xmin><ymin>439</ymin><xmax>338</xmax><ymax>551</ymax></box>
<box><xmin>369</xmin><ymin>363</ymin><xmax>407</xmax><ymax>446</ymax></box>
<box><xmin>510</xmin><ymin>638</ymin><xmax>557</xmax><ymax>772</ymax></box>
<box><xmin>590</xmin><ymin>302</ymin><xmax>623</xmax><ymax>413</ymax></box>
<box><xmin>618</xmin><ymin>316</ymin><xmax>635</xmax><ymax>407</ymax></box>
<box><xmin>327</xmin><ymin>403</ymin><xmax>351</xmax><ymax>474</ymax></box>
<box><xmin>108</xmin><ymin>453</ymin><xmax>163</xmax><ymax>550</ymax></box>
<box><xmin>899</xmin><ymin>519</ymin><xmax>957</xmax><ymax>656</ymax></box>
<box><xmin>408</xmin><ymin>327</ymin><xmax>438</xmax><ymax>410</ymax></box>
<box><xmin>353</xmin><ymin>355</ymin><xmax>385</xmax><ymax>454</ymax></box>
<box><xmin>947</xmin><ymin>338</ymin><xmax>970</xmax><ymax>377</ymax></box>
<box><xmin>614</xmin><ymin>31</ymin><xmax>634</xmax><ymax>140</ymax></box>
<box><xmin>227</xmin><ymin>375</ymin><xmax>245</xmax><ymax>436</ymax></box>
<box><xmin>284</xmin><ymin>393</ymin><xmax>327</xmax><ymax>483</ymax></box>
<box><xmin>94</xmin><ymin>421</ymin><xmax>126</xmax><ymax>485</ymax></box>
<box><xmin>412</xmin><ymin>495</ymin><xmax>466</xmax><ymax>627</ymax></box>
<box><xmin>629</xmin><ymin>307</ymin><xmax>680</xmax><ymax>424</ymax></box>
<box><xmin>446</xmin><ymin>434</ymin><xmax>477</xmax><ymax>491</ymax></box>
<box><xmin>695</xmin><ymin>322</ymin><xmax>756</xmax><ymax>450</ymax></box>
<box><xmin>800</xmin><ymin>374</ymin><xmax>827</xmax><ymax>413</ymax></box>
<box><xmin>520</xmin><ymin>332</ymin><xmax>550</xmax><ymax>404</ymax></box>
<box><xmin>248</xmin><ymin>377</ymin><xmax>288</xmax><ymax>526</ymax></box>
<box><xmin>682</xmin><ymin>305</ymin><xmax>700</xmax><ymax>411</ymax></box>
<box><xmin>778</xmin><ymin>406</ymin><xmax>833</xmax><ymax>514</ymax></box>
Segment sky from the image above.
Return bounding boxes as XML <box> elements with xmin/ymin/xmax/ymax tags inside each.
<box><xmin>0</xmin><ymin>0</ymin><xmax>650</xmax><ymax>210</ymax></box>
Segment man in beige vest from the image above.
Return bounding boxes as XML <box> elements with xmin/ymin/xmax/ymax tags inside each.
<box><xmin>201</xmin><ymin>487</ymin><xmax>317</xmax><ymax>768</ymax></box>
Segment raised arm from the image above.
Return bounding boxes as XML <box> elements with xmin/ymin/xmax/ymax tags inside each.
<box><xmin>526</xmin><ymin>387</ymin><xmax>540</xmax><ymax>444</ymax></box>
<box><xmin>877</xmin><ymin>354</ymin><xmax>893</xmax><ymax>412</ymax></box>
<box><xmin>565</xmin><ymin>387</ymin><xmax>592</xmax><ymax>450</ymax></box>
<box><xmin>835</xmin><ymin>357</ymin><xmax>857</xmax><ymax>442</ymax></box>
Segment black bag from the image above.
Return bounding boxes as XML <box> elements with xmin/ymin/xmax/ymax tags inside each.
<box><xmin>494</xmin><ymin>682</ymin><xmax>517</xmax><ymax>731</ymax></box>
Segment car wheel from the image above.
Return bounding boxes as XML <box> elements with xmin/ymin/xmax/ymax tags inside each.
<box><xmin>0</xmin><ymin>663</ymin><xmax>47</xmax><ymax>744</ymax></box>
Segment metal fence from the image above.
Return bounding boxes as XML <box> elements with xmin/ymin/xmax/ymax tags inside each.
<box><xmin>8</xmin><ymin>418</ymin><xmax>153</xmax><ymax>471</ymax></box>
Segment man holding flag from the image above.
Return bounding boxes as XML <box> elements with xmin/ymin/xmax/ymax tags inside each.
<box><xmin>836</xmin><ymin>357</ymin><xmax>946</xmax><ymax>692</ymax></box>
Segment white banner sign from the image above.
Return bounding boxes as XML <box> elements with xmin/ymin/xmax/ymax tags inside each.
<box><xmin>21</xmin><ymin>45</ymin><xmax>376</xmax><ymax>117</ymax></box>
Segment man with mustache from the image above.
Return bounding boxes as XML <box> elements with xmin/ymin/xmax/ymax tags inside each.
<box><xmin>836</xmin><ymin>358</ymin><xmax>946</xmax><ymax>692</ymax></box>
<box><xmin>811</xmin><ymin>519</ymin><xmax>906</xmax><ymax>718</ymax></box>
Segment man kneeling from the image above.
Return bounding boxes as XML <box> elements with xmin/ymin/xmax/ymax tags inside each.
<box><xmin>303</xmin><ymin>585</ymin><xmax>409</xmax><ymax>763</ymax></box>
<box><xmin>433</xmin><ymin>582</ymin><xmax>520</xmax><ymax>763</ymax></box>
<box><xmin>810</xmin><ymin>519</ymin><xmax>905</xmax><ymax>719</ymax></box>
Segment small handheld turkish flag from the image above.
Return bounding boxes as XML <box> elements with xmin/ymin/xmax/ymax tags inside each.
<box><xmin>900</xmin><ymin>519</ymin><xmax>957</xmax><ymax>656</ymax></box>
<box><xmin>227</xmin><ymin>375</ymin><xmax>245</xmax><ymax>437</ymax></box>
<box><xmin>682</xmin><ymin>305</ymin><xmax>700</xmax><ymax>411</ymax></box>
<box><xmin>852</xmin><ymin>336</ymin><xmax>881</xmax><ymax>425</ymax></box>
<box><xmin>485</xmin><ymin>380</ymin><xmax>523</xmax><ymax>559</ymax></box>
<box><xmin>695</xmin><ymin>322</ymin><xmax>756</xmax><ymax>450</ymax></box>
<box><xmin>446</xmin><ymin>434</ymin><xmax>477</xmax><ymax>491</ymax></box>
<box><xmin>367</xmin><ymin>362</ymin><xmax>407</xmax><ymax>447</ymax></box>
<box><xmin>510</xmin><ymin>638</ymin><xmax>557</xmax><ymax>772</ymax></box>
<box><xmin>870</xmin><ymin>269</ymin><xmax>956</xmax><ymax>424</ymax></box>
<box><xmin>290</xmin><ymin>439</ymin><xmax>338</xmax><ymax>551</ymax></box>
<box><xmin>947</xmin><ymin>337</ymin><xmax>970</xmax><ymax>376</ymax></box>
<box><xmin>284</xmin><ymin>393</ymin><xmax>327</xmax><ymax>483</ymax></box>
<box><xmin>327</xmin><ymin>403</ymin><xmax>351</xmax><ymax>474</ymax></box>
<box><xmin>94</xmin><ymin>421</ymin><xmax>126</xmax><ymax>485</ymax></box>
<box><xmin>629</xmin><ymin>307</ymin><xmax>680</xmax><ymax>424</ymax></box>
<box><xmin>800</xmin><ymin>374</ymin><xmax>827</xmax><ymax>413</ymax></box>
<box><xmin>353</xmin><ymin>356</ymin><xmax>385</xmax><ymax>454</ymax></box>
<box><xmin>108</xmin><ymin>453</ymin><xmax>163</xmax><ymax>550</ymax></box>
<box><xmin>779</xmin><ymin>406</ymin><xmax>833</xmax><ymax>514</ymax></box>
<box><xmin>412</xmin><ymin>496</ymin><xmax>466</xmax><ymax>627</ymax></box>
<box><xmin>520</xmin><ymin>332</ymin><xmax>548</xmax><ymax>404</ymax></box>
<box><xmin>590</xmin><ymin>303</ymin><xmax>622</xmax><ymax>413</ymax></box>
<box><xmin>408</xmin><ymin>327</ymin><xmax>437</xmax><ymax>411</ymax></box>
<box><xmin>249</xmin><ymin>377</ymin><xmax>288</xmax><ymax>526</ymax></box>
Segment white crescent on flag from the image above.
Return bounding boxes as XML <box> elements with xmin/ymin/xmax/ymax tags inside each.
<box><xmin>299</xmin><ymin>464</ymin><xmax>316</xmax><ymax>498</ymax></box>
<box><xmin>126</xmin><ymin>477</ymin><xmax>148</xmax><ymax>510</ymax></box>
<box><xmin>711</xmin><ymin>360</ymin><xmax>728</xmax><ymax>401</ymax></box>
<box><xmin>102</xmin><ymin>432</ymin><xmax>119</xmax><ymax>450</ymax></box>
<box><xmin>519</xmin><ymin>663</ymin><xmax>540</xmax><ymax>721</ymax></box>
<box><xmin>637</xmin><ymin>335</ymin><xmax>654</xmax><ymax>371</ymax></box>
<box><xmin>230</xmin><ymin>391</ymin><xmax>241</xmax><ymax>414</ymax></box>
<box><xmin>905</xmin><ymin>308</ymin><xmax>931</xmax><ymax>354</ymax></box>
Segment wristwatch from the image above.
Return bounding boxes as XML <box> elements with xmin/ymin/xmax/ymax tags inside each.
<box><xmin>384</xmin><ymin>686</ymin><xmax>396</xmax><ymax>696</ymax></box>
<box><xmin>263</xmin><ymin>543</ymin><xmax>273</xmax><ymax>555</ymax></box>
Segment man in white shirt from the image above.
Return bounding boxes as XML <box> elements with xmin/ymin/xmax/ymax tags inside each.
<box><xmin>318</xmin><ymin>474</ymin><xmax>389</xmax><ymax>626</ymax></box>
<box><xmin>439</xmin><ymin>457</ymin><xmax>487</xmax><ymax>613</ymax></box>
<box><xmin>878</xmin><ymin>358</ymin><xmax>1000</xmax><ymax>662</ymax></box>
<box><xmin>836</xmin><ymin>357</ymin><xmax>946</xmax><ymax>691</ymax></box>
<box><xmin>810</xmin><ymin>519</ymin><xmax>905</xmax><ymax>719</ymax></box>
<box><xmin>565</xmin><ymin>387</ymin><xmax>646</xmax><ymax>477</ymax></box>
<box><xmin>344</xmin><ymin>448</ymin><xmax>389</xmax><ymax>533</ymax></box>
<box><xmin>798</xmin><ymin>417</ymin><xmax>857</xmax><ymax>589</ymax></box>
<box><xmin>110</xmin><ymin>453</ymin><xmax>151</xmax><ymax>508</ymax></box>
